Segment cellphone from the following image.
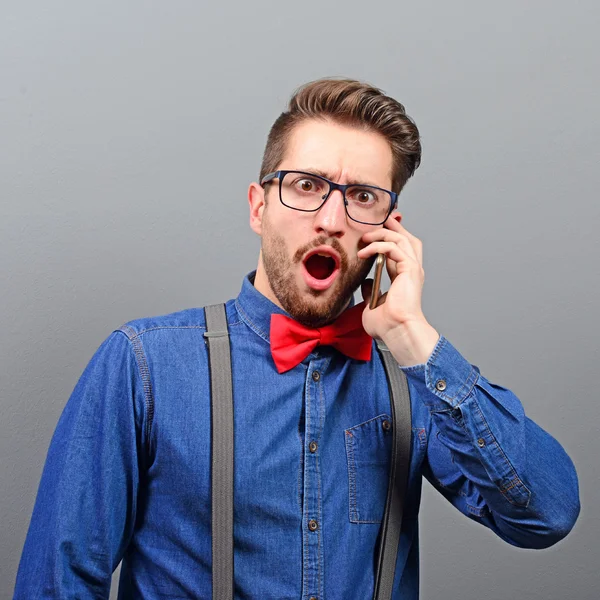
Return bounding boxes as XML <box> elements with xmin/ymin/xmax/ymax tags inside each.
<box><xmin>370</xmin><ymin>253</ymin><xmax>385</xmax><ymax>309</ymax></box>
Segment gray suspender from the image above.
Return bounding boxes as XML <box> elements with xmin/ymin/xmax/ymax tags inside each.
<box><xmin>204</xmin><ymin>304</ymin><xmax>235</xmax><ymax>600</ymax></box>
<box><xmin>204</xmin><ymin>303</ymin><xmax>412</xmax><ymax>600</ymax></box>
<box><xmin>373</xmin><ymin>341</ymin><xmax>413</xmax><ymax>600</ymax></box>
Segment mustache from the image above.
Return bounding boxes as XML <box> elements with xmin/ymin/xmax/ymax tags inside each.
<box><xmin>292</xmin><ymin>237</ymin><xmax>347</xmax><ymax>265</ymax></box>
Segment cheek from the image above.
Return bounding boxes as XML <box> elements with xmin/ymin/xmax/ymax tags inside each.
<box><xmin>348</xmin><ymin>234</ymin><xmax>367</xmax><ymax>257</ymax></box>
<box><xmin>283</xmin><ymin>221</ymin><xmax>310</xmax><ymax>246</ymax></box>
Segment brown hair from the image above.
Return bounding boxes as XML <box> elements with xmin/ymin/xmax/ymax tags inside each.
<box><xmin>259</xmin><ymin>77</ymin><xmax>422</xmax><ymax>194</ymax></box>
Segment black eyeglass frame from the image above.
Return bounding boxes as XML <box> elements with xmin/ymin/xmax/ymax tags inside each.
<box><xmin>260</xmin><ymin>170</ymin><xmax>398</xmax><ymax>226</ymax></box>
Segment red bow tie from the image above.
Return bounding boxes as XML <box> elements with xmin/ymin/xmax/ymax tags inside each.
<box><xmin>270</xmin><ymin>302</ymin><xmax>373</xmax><ymax>374</ymax></box>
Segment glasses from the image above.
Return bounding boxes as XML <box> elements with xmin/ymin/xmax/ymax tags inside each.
<box><xmin>260</xmin><ymin>170</ymin><xmax>398</xmax><ymax>226</ymax></box>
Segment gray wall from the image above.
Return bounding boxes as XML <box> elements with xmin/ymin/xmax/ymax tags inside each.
<box><xmin>1</xmin><ymin>1</ymin><xmax>598</xmax><ymax>598</ymax></box>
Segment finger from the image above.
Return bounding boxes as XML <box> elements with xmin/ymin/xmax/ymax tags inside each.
<box><xmin>384</xmin><ymin>215</ymin><xmax>423</xmax><ymax>267</ymax></box>
<box><xmin>357</xmin><ymin>241</ymin><xmax>417</xmax><ymax>267</ymax></box>
<box><xmin>361</xmin><ymin>230</ymin><xmax>418</xmax><ymax>262</ymax></box>
<box><xmin>383</xmin><ymin>213</ymin><xmax>405</xmax><ymax>235</ymax></box>
<box><xmin>384</xmin><ymin>254</ymin><xmax>396</xmax><ymax>281</ymax></box>
<box><xmin>362</xmin><ymin>229</ymin><xmax>405</xmax><ymax>243</ymax></box>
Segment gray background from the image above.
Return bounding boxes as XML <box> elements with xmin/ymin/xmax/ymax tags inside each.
<box><xmin>1</xmin><ymin>1</ymin><xmax>598</xmax><ymax>598</ymax></box>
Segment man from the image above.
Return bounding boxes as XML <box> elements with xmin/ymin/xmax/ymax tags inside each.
<box><xmin>14</xmin><ymin>78</ymin><xmax>580</xmax><ymax>598</ymax></box>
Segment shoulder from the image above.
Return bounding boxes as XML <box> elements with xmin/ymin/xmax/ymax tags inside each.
<box><xmin>116</xmin><ymin>307</ymin><xmax>207</xmax><ymax>341</ymax></box>
<box><xmin>115</xmin><ymin>299</ymin><xmax>240</xmax><ymax>341</ymax></box>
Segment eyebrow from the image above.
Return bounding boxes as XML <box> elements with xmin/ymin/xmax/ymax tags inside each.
<box><xmin>298</xmin><ymin>167</ymin><xmax>381</xmax><ymax>188</ymax></box>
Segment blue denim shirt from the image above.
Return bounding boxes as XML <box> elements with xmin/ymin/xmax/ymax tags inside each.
<box><xmin>14</xmin><ymin>270</ymin><xmax>580</xmax><ymax>599</ymax></box>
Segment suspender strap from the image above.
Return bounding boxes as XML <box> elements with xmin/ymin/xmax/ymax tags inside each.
<box><xmin>204</xmin><ymin>304</ymin><xmax>412</xmax><ymax>600</ymax></box>
<box><xmin>204</xmin><ymin>304</ymin><xmax>235</xmax><ymax>600</ymax></box>
<box><xmin>373</xmin><ymin>341</ymin><xmax>413</xmax><ymax>600</ymax></box>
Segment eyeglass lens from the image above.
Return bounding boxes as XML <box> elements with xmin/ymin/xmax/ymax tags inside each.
<box><xmin>280</xmin><ymin>172</ymin><xmax>392</xmax><ymax>225</ymax></box>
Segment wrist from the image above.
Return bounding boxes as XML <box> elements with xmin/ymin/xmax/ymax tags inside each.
<box><xmin>381</xmin><ymin>319</ymin><xmax>440</xmax><ymax>367</ymax></box>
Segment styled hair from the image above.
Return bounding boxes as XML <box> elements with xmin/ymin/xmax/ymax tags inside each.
<box><xmin>259</xmin><ymin>77</ymin><xmax>422</xmax><ymax>194</ymax></box>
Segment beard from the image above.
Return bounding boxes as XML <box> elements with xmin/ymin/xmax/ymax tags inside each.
<box><xmin>260</xmin><ymin>215</ymin><xmax>376</xmax><ymax>328</ymax></box>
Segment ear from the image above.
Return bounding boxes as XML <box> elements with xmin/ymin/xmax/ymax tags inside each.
<box><xmin>248</xmin><ymin>182</ymin><xmax>266</xmax><ymax>236</ymax></box>
<box><xmin>390</xmin><ymin>210</ymin><xmax>402</xmax><ymax>224</ymax></box>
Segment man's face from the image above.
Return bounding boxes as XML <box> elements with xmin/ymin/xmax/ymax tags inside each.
<box><xmin>248</xmin><ymin>118</ymin><xmax>398</xmax><ymax>328</ymax></box>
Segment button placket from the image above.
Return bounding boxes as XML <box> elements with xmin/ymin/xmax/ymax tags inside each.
<box><xmin>302</xmin><ymin>359</ymin><xmax>325</xmax><ymax>599</ymax></box>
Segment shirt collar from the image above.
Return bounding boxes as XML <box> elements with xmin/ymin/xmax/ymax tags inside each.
<box><xmin>234</xmin><ymin>270</ymin><xmax>356</xmax><ymax>345</ymax></box>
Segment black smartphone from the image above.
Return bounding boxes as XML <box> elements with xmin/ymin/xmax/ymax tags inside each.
<box><xmin>369</xmin><ymin>253</ymin><xmax>385</xmax><ymax>309</ymax></box>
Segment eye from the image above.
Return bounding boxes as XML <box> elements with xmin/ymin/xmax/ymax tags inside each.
<box><xmin>349</xmin><ymin>188</ymin><xmax>378</xmax><ymax>204</ymax></box>
<box><xmin>293</xmin><ymin>176</ymin><xmax>324</xmax><ymax>193</ymax></box>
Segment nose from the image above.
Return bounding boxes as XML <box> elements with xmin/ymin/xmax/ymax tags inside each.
<box><xmin>313</xmin><ymin>188</ymin><xmax>347</xmax><ymax>238</ymax></box>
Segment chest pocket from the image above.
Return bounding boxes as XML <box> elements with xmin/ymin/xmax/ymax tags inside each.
<box><xmin>345</xmin><ymin>414</ymin><xmax>427</xmax><ymax>524</ymax></box>
<box><xmin>345</xmin><ymin>414</ymin><xmax>393</xmax><ymax>524</ymax></box>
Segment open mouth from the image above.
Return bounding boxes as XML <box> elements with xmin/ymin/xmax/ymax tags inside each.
<box><xmin>301</xmin><ymin>248</ymin><xmax>341</xmax><ymax>291</ymax></box>
<box><xmin>304</xmin><ymin>253</ymin><xmax>337</xmax><ymax>280</ymax></box>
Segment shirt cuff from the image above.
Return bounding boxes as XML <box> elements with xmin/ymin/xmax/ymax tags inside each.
<box><xmin>397</xmin><ymin>335</ymin><xmax>480</xmax><ymax>409</ymax></box>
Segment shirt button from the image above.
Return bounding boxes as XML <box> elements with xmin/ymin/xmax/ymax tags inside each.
<box><xmin>435</xmin><ymin>379</ymin><xmax>447</xmax><ymax>391</ymax></box>
<box><xmin>477</xmin><ymin>438</ymin><xmax>486</xmax><ymax>447</ymax></box>
<box><xmin>309</xmin><ymin>597</ymin><xmax>318</xmax><ymax>600</ymax></box>
<box><xmin>382</xmin><ymin>420</ymin><xmax>391</xmax><ymax>432</ymax></box>
<box><xmin>312</xmin><ymin>371</ymin><xmax>321</xmax><ymax>382</ymax></box>
<box><xmin>308</xmin><ymin>519</ymin><xmax>318</xmax><ymax>531</ymax></box>
<box><xmin>309</xmin><ymin>440</ymin><xmax>318</xmax><ymax>453</ymax></box>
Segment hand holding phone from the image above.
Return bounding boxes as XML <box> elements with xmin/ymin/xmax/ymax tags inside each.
<box><xmin>369</xmin><ymin>253</ymin><xmax>385</xmax><ymax>309</ymax></box>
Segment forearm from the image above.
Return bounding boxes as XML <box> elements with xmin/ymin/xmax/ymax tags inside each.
<box><xmin>429</xmin><ymin>386</ymin><xmax>580</xmax><ymax>547</ymax></box>
<box><xmin>396</xmin><ymin>334</ymin><xmax>580</xmax><ymax>548</ymax></box>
